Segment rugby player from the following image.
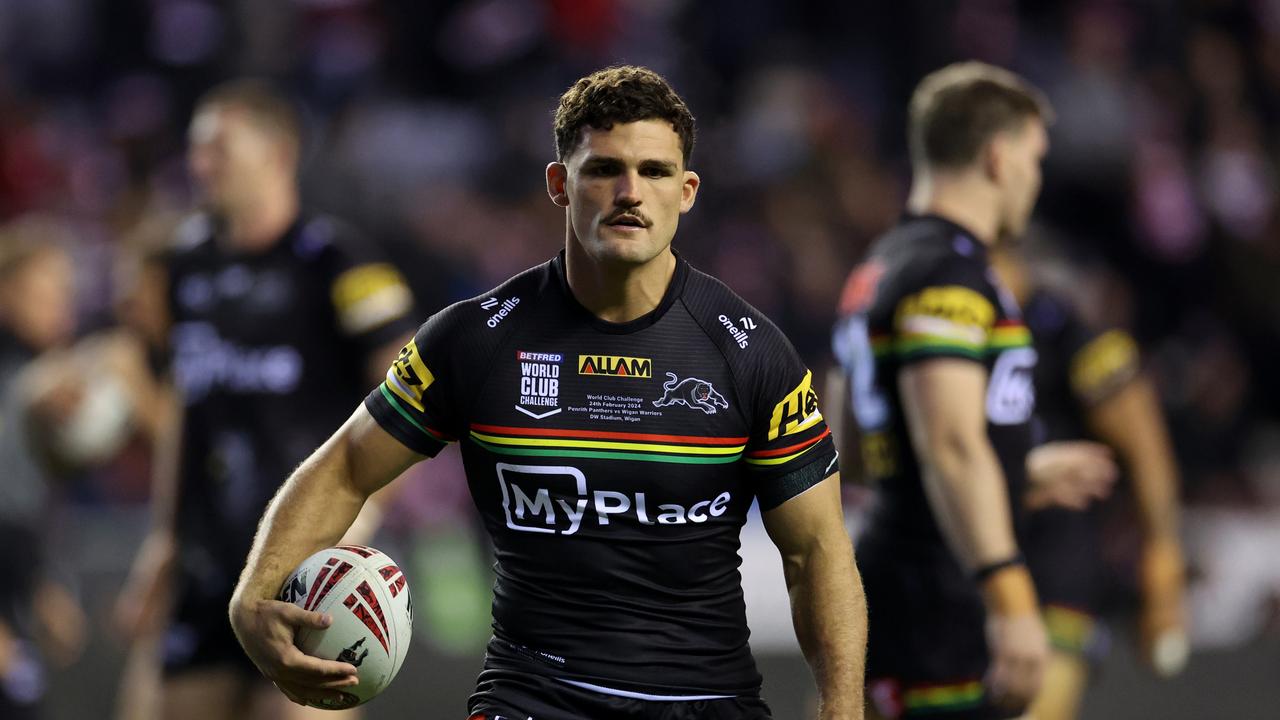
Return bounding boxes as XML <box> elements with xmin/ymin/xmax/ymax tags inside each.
<box><xmin>229</xmin><ymin>65</ymin><xmax>867</xmax><ymax>719</ymax></box>
<box><xmin>830</xmin><ymin>63</ymin><xmax>1114</xmax><ymax>719</ymax></box>
<box><xmin>116</xmin><ymin>79</ymin><xmax>416</xmax><ymax>720</ymax></box>
<box><xmin>991</xmin><ymin>246</ymin><xmax>1186</xmax><ymax>720</ymax></box>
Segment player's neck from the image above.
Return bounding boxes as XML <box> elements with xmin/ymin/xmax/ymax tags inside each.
<box><xmin>564</xmin><ymin>240</ymin><xmax>676</xmax><ymax>324</ymax></box>
<box><xmin>223</xmin><ymin>182</ymin><xmax>299</xmax><ymax>253</ymax></box>
<box><xmin>907</xmin><ymin>174</ymin><xmax>999</xmax><ymax>246</ymax></box>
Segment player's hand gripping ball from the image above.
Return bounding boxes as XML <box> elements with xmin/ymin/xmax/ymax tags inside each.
<box><xmin>278</xmin><ymin>545</ymin><xmax>413</xmax><ymax>708</ymax></box>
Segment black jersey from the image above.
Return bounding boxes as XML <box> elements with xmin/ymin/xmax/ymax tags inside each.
<box><xmin>832</xmin><ymin>215</ymin><xmax>1036</xmax><ymax>552</ymax></box>
<box><xmin>1022</xmin><ymin>288</ymin><xmax>1141</xmax><ymax>626</ymax></box>
<box><xmin>1023</xmin><ymin>289</ymin><xmax>1140</xmax><ymax>443</ymax></box>
<box><xmin>168</xmin><ymin>214</ymin><xmax>415</xmax><ymax>591</ymax></box>
<box><xmin>365</xmin><ymin>251</ymin><xmax>836</xmax><ymax>697</ymax></box>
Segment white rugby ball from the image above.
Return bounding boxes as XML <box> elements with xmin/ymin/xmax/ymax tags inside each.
<box><xmin>278</xmin><ymin>545</ymin><xmax>413</xmax><ymax>708</ymax></box>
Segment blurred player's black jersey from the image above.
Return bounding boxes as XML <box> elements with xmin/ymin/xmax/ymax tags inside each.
<box><xmin>833</xmin><ymin>215</ymin><xmax>1036</xmax><ymax>717</ymax></box>
<box><xmin>1024</xmin><ymin>289</ymin><xmax>1139</xmax><ymax>445</ymax></box>
<box><xmin>1023</xmin><ymin>288</ymin><xmax>1141</xmax><ymax>635</ymax></box>
<box><xmin>167</xmin><ymin>214</ymin><xmax>414</xmax><ymax>602</ymax></box>
<box><xmin>366</xmin><ymin>251</ymin><xmax>836</xmax><ymax>698</ymax></box>
<box><xmin>834</xmin><ymin>215</ymin><xmax>1036</xmax><ymax>552</ymax></box>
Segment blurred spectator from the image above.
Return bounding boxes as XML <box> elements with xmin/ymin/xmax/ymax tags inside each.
<box><xmin>0</xmin><ymin>216</ymin><xmax>89</xmax><ymax>719</ymax></box>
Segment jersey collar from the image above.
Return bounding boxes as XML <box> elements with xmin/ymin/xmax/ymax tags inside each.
<box><xmin>551</xmin><ymin>249</ymin><xmax>690</xmax><ymax>335</ymax></box>
<box><xmin>902</xmin><ymin>212</ymin><xmax>989</xmax><ymax>262</ymax></box>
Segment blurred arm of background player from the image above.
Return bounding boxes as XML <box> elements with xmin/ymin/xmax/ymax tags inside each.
<box><xmin>112</xmin><ymin>333</ymin><xmax>404</xmax><ymax>646</ymax></box>
<box><xmin>1084</xmin><ymin>373</ymin><xmax>1187</xmax><ymax>673</ymax></box>
<box><xmin>229</xmin><ymin>405</ymin><xmax>421</xmax><ymax>706</ymax></box>
<box><xmin>898</xmin><ymin>359</ymin><xmax>1047</xmax><ymax>713</ymax></box>
<box><xmin>763</xmin><ymin>472</ymin><xmax>867</xmax><ymax>719</ymax></box>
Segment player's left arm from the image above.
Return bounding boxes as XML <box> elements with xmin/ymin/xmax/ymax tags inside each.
<box><xmin>763</xmin><ymin>472</ymin><xmax>866</xmax><ymax>720</ymax></box>
<box><xmin>324</xmin><ymin>226</ymin><xmax>420</xmax><ymax>541</ymax></box>
<box><xmin>1083</xmin><ymin>371</ymin><xmax>1187</xmax><ymax>674</ymax></box>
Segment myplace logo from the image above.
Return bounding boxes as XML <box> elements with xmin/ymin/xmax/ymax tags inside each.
<box><xmin>481</xmin><ymin>296</ymin><xmax>520</xmax><ymax>328</ymax></box>
<box><xmin>496</xmin><ymin>463</ymin><xmax>731</xmax><ymax>536</ymax></box>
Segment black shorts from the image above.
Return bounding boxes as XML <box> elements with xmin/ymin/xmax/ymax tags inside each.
<box><xmin>1024</xmin><ymin>506</ymin><xmax>1105</xmax><ymax>656</ymax></box>
<box><xmin>161</xmin><ymin>576</ymin><xmax>259</xmax><ymax>679</ymax></box>
<box><xmin>858</xmin><ymin>534</ymin><xmax>1016</xmax><ymax>720</ymax></box>
<box><xmin>467</xmin><ymin>668</ymin><xmax>773</xmax><ymax>720</ymax></box>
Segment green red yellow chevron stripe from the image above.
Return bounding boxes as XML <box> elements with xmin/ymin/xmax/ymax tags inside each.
<box><xmin>378</xmin><ymin>383</ymin><xmax>455</xmax><ymax>443</ymax></box>
<box><xmin>745</xmin><ymin>428</ymin><xmax>831</xmax><ymax>466</ymax></box>
<box><xmin>989</xmin><ymin>319</ymin><xmax>1032</xmax><ymax>351</ymax></box>
<box><xmin>1043</xmin><ymin>604</ymin><xmax>1097</xmax><ymax>655</ymax></box>
<box><xmin>468</xmin><ymin>424</ymin><xmax>748</xmax><ymax>465</ymax></box>
<box><xmin>902</xmin><ymin>679</ymin><xmax>985</xmax><ymax>714</ymax></box>
<box><xmin>872</xmin><ymin>319</ymin><xmax>1031</xmax><ymax>361</ymax></box>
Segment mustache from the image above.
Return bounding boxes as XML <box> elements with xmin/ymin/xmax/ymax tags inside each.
<box><xmin>604</xmin><ymin>209</ymin><xmax>651</xmax><ymax>227</ymax></box>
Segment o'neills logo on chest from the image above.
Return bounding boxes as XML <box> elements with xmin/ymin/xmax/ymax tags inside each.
<box><xmin>577</xmin><ymin>355</ymin><xmax>652</xmax><ymax>379</ymax></box>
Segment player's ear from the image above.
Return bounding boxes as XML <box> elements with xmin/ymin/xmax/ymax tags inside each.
<box><xmin>981</xmin><ymin>137</ymin><xmax>1003</xmax><ymax>184</ymax></box>
<box><xmin>680</xmin><ymin>170</ymin><xmax>700</xmax><ymax>214</ymax></box>
<box><xmin>546</xmin><ymin>162</ymin><xmax>570</xmax><ymax>207</ymax></box>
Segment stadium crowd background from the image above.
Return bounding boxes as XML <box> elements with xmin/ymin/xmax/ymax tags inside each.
<box><xmin>1</xmin><ymin>0</ymin><xmax>1278</xmax><ymax>717</ymax></box>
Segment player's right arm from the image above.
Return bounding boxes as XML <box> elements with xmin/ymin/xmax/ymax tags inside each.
<box><xmin>228</xmin><ymin>405</ymin><xmax>423</xmax><ymax>706</ymax></box>
<box><xmin>898</xmin><ymin>359</ymin><xmax>1047</xmax><ymax>711</ymax></box>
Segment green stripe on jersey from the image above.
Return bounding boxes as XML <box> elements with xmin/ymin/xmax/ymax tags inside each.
<box><xmin>378</xmin><ymin>383</ymin><xmax>450</xmax><ymax>444</ymax></box>
<box><xmin>471</xmin><ymin>437</ymin><xmax>742</xmax><ymax>465</ymax></box>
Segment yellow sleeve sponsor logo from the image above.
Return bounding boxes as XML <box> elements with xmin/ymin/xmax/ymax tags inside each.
<box><xmin>386</xmin><ymin>339</ymin><xmax>434</xmax><ymax>412</ymax></box>
<box><xmin>1070</xmin><ymin>329</ymin><xmax>1139</xmax><ymax>401</ymax></box>
<box><xmin>332</xmin><ymin>263</ymin><xmax>413</xmax><ymax>335</ymax></box>
<box><xmin>768</xmin><ymin>369</ymin><xmax>824</xmax><ymax>441</ymax></box>
<box><xmin>893</xmin><ymin>285</ymin><xmax>995</xmax><ymax>343</ymax></box>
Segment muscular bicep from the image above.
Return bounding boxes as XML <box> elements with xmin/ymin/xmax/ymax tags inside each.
<box><xmin>762</xmin><ymin>474</ymin><xmax>848</xmax><ymax>561</ymax></box>
<box><xmin>898</xmin><ymin>358</ymin><xmax>990</xmax><ymax>462</ymax></box>
<box><xmin>340</xmin><ymin>403</ymin><xmax>426</xmax><ymax>497</ymax></box>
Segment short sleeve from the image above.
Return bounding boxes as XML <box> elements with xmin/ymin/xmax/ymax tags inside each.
<box><xmin>741</xmin><ymin>333</ymin><xmax>838</xmax><ymax>511</ymax></box>
<box><xmin>889</xmin><ymin>258</ymin><xmax>999</xmax><ymax>367</ymax></box>
<box><xmin>1068</xmin><ymin>328</ymin><xmax>1141</xmax><ymax>406</ymax></box>
<box><xmin>321</xmin><ymin>225</ymin><xmax>416</xmax><ymax>350</ymax></box>
<box><xmin>363</xmin><ymin>316</ymin><xmax>461</xmax><ymax>457</ymax></box>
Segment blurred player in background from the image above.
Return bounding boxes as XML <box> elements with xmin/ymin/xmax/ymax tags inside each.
<box><xmin>229</xmin><ymin>65</ymin><xmax>865</xmax><ymax>719</ymax></box>
<box><xmin>0</xmin><ymin>219</ymin><xmax>89</xmax><ymax>720</ymax></box>
<box><xmin>990</xmin><ymin>245</ymin><xmax>1187</xmax><ymax>720</ymax></box>
<box><xmin>831</xmin><ymin>63</ymin><xmax>1116</xmax><ymax>719</ymax></box>
<box><xmin>114</xmin><ymin>79</ymin><xmax>416</xmax><ymax>720</ymax></box>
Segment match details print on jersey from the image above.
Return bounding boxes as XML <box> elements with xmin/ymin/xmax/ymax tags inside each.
<box><xmin>363</xmin><ymin>253</ymin><xmax>837</xmax><ymax>697</ymax></box>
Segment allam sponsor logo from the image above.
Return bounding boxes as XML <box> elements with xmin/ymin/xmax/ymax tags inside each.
<box><xmin>577</xmin><ymin>355</ymin><xmax>652</xmax><ymax>379</ymax></box>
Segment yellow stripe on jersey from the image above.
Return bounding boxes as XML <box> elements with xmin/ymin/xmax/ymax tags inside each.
<box><xmin>1069</xmin><ymin>329</ymin><xmax>1139</xmax><ymax>403</ymax></box>
<box><xmin>469</xmin><ymin>430</ymin><xmax>745</xmax><ymax>457</ymax></box>
<box><xmin>386</xmin><ymin>338</ymin><xmax>433</xmax><ymax>412</ymax></box>
<box><xmin>332</xmin><ymin>263</ymin><xmax>412</xmax><ymax>334</ymax></box>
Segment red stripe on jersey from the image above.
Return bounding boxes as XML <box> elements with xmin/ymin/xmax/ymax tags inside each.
<box><xmin>746</xmin><ymin>428</ymin><xmax>831</xmax><ymax>458</ymax></box>
<box><xmin>470</xmin><ymin>423</ymin><xmax>748</xmax><ymax>446</ymax></box>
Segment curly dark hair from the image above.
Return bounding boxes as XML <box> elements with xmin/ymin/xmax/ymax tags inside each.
<box><xmin>554</xmin><ymin>65</ymin><xmax>696</xmax><ymax>165</ymax></box>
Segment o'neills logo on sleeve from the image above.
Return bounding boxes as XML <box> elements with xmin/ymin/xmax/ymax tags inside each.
<box><xmin>577</xmin><ymin>355</ymin><xmax>652</xmax><ymax>379</ymax></box>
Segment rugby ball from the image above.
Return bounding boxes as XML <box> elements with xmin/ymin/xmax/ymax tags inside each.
<box><xmin>278</xmin><ymin>545</ymin><xmax>413</xmax><ymax>708</ymax></box>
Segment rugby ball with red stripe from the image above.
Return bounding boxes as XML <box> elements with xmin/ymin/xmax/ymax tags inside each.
<box><xmin>278</xmin><ymin>545</ymin><xmax>412</xmax><ymax>707</ymax></box>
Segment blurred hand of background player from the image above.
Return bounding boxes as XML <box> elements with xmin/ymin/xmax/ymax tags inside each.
<box><xmin>229</xmin><ymin>598</ymin><xmax>360</xmax><ymax>707</ymax></box>
<box><xmin>1024</xmin><ymin>441</ymin><xmax>1119</xmax><ymax>510</ymax></box>
<box><xmin>1139</xmin><ymin>537</ymin><xmax>1189</xmax><ymax>677</ymax></box>
<box><xmin>983</xmin><ymin>567</ymin><xmax>1050</xmax><ymax>714</ymax></box>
